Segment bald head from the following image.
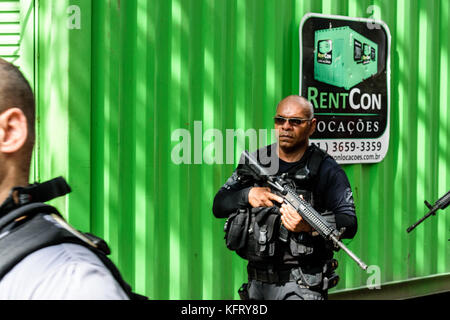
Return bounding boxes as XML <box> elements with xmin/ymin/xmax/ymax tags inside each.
<box><xmin>0</xmin><ymin>58</ymin><xmax>35</xmax><ymax>148</ymax></box>
<box><xmin>276</xmin><ymin>95</ymin><xmax>314</xmax><ymax>119</ymax></box>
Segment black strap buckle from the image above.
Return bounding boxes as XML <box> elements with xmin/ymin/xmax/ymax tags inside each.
<box><xmin>0</xmin><ymin>177</ymin><xmax>71</xmax><ymax>214</ymax></box>
<box><xmin>0</xmin><ymin>177</ymin><xmax>71</xmax><ymax>218</ymax></box>
<box><xmin>20</xmin><ymin>176</ymin><xmax>71</xmax><ymax>204</ymax></box>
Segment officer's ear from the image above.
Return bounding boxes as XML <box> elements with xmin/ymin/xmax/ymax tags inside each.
<box><xmin>308</xmin><ymin>118</ymin><xmax>317</xmax><ymax>137</ymax></box>
<box><xmin>0</xmin><ymin>107</ymin><xmax>28</xmax><ymax>154</ymax></box>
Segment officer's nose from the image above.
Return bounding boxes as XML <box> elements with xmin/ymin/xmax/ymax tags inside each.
<box><xmin>281</xmin><ymin>120</ymin><xmax>293</xmax><ymax>131</ymax></box>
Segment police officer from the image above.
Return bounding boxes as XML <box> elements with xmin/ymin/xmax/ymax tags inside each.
<box><xmin>213</xmin><ymin>95</ymin><xmax>357</xmax><ymax>300</ymax></box>
<box><xmin>0</xmin><ymin>58</ymin><xmax>140</xmax><ymax>300</ymax></box>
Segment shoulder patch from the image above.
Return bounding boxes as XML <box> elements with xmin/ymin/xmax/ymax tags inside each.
<box><xmin>344</xmin><ymin>188</ymin><xmax>355</xmax><ymax>205</ymax></box>
<box><xmin>222</xmin><ymin>171</ymin><xmax>241</xmax><ymax>190</ymax></box>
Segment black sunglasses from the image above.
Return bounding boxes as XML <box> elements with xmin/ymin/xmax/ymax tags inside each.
<box><xmin>274</xmin><ymin>116</ymin><xmax>312</xmax><ymax>126</ymax></box>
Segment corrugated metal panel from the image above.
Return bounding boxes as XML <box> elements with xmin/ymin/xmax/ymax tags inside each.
<box><xmin>21</xmin><ymin>0</ymin><xmax>449</xmax><ymax>299</ymax></box>
<box><xmin>0</xmin><ymin>0</ymin><xmax>20</xmax><ymax>63</ymax></box>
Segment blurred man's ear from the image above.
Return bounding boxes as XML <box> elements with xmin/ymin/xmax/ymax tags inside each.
<box><xmin>0</xmin><ymin>108</ymin><xmax>28</xmax><ymax>154</ymax></box>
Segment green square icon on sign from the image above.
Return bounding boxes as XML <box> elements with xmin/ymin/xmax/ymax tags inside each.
<box><xmin>314</xmin><ymin>26</ymin><xmax>378</xmax><ymax>89</ymax></box>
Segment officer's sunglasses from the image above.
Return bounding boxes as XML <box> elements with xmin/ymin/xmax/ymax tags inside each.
<box><xmin>274</xmin><ymin>116</ymin><xmax>312</xmax><ymax>126</ymax></box>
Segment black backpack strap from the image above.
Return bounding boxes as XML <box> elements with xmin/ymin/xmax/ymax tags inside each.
<box><xmin>0</xmin><ymin>177</ymin><xmax>71</xmax><ymax>217</ymax></box>
<box><xmin>307</xmin><ymin>145</ymin><xmax>329</xmax><ymax>178</ymax></box>
<box><xmin>0</xmin><ymin>203</ymin><xmax>59</xmax><ymax>230</ymax></box>
<box><xmin>88</xmin><ymin>248</ymin><xmax>148</xmax><ymax>300</ymax></box>
<box><xmin>285</xmin><ymin>145</ymin><xmax>328</xmax><ymax>181</ymax></box>
<box><xmin>0</xmin><ymin>208</ymin><xmax>81</xmax><ymax>281</ymax></box>
<box><xmin>24</xmin><ymin>177</ymin><xmax>71</xmax><ymax>204</ymax></box>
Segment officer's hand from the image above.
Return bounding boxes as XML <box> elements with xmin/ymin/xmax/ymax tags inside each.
<box><xmin>280</xmin><ymin>203</ymin><xmax>314</xmax><ymax>233</ymax></box>
<box><xmin>248</xmin><ymin>187</ymin><xmax>284</xmax><ymax>208</ymax></box>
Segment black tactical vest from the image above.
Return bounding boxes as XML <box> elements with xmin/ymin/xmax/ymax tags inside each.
<box><xmin>224</xmin><ymin>145</ymin><xmax>331</xmax><ymax>265</ymax></box>
<box><xmin>0</xmin><ymin>177</ymin><xmax>147</xmax><ymax>300</ymax></box>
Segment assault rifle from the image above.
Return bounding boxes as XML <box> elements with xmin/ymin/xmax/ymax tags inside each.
<box><xmin>406</xmin><ymin>191</ymin><xmax>450</xmax><ymax>233</ymax></box>
<box><xmin>241</xmin><ymin>150</ymin><xmax>368</xmax><ymax>271</ymax></box>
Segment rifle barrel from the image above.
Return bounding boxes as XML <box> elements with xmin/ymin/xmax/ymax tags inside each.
<box><xmin>406</xmin><ymin>208</ymin><xmax>438</xmax><ymax>233</ymax></box>
<box><xmin>331</xmin><ymin>235</ymin><xmax>368</xmax><ymax>270</ymax></box>
<box><xmin>407</xmin><ymin>191</ymin><xmax>449</xmax><ymax>233</ymax></box>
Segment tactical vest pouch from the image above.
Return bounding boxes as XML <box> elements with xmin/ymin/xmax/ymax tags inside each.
<box><xmin>238</xmin><ymin>207</ymin><xmax>280</xmax><ymax>262</ymax></box>
<box><xmin>289</xmin><ymin>233</ymin><xmax>314</xmax><ymax>257</ymax></box>
<box><xmin>224</xmin><ymin>208</ymin><xmax>250</xmax><ymax>252</ymax></box>
<box><xmin>253</xmin><ymin>213</ymin><xmax>278</xmax><ymax>257</ymax></box>
<box><xmin>290</xmin><ymin>237</ymin><xmax>313</xmax><ymax>256</ymax></box>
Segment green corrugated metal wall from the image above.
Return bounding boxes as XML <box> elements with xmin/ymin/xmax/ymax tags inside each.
<box><xmin>0</xmin><ymin>0</ymin><xmax>20</xmax><ymax>63</ymax></box>
<box><xmin>14</xmin><ymin>0</ymin><xmax>450</xmax><ymax>299</ymax></box>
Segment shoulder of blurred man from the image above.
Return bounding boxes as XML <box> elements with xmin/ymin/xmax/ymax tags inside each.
<box><xmin>0</xmin><ymin>242</ymin><xmax>129</xmax><ymax>300</ymax></box>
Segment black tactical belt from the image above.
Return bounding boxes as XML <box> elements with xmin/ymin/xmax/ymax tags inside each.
<box><xmin>247</xmin><ymin>265</ymin><xmax>322</xmax><ymax>284</ymax></box>
<box><xmin>247</xmin><ymin>263</ymin><xmax>339</xmax><ymax>291</ymax></box>
<box><xmin>247</xmin><ymin>267</ymin><xmax>292</xmax><ymax>283</ymax></box>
